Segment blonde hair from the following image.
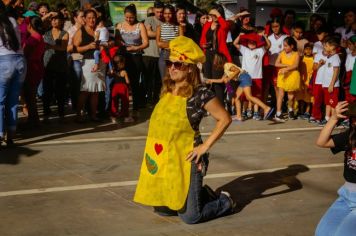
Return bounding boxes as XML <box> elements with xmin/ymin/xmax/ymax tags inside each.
<box><xmin>161</xmin><ymin>64</ymin><xmax>202</xmax><ymax>98</ymax></box>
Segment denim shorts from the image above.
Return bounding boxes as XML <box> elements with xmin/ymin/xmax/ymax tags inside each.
<box><xmin>239</xmin><ymin>72</ymin><xmax>252</xmax><ymax>88</ymax></box>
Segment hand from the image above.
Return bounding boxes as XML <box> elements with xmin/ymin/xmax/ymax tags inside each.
<box><xmin>279</xmin><ymin>68</ymin><xmax>288</xmax><ymax>74</ymax></box>
<box><xmin>126</xmin><ymin>46</ymin><xmax>138</xmax><ymax>51</ymax></box>
<box><xmin>222</xmin><ymin>75</ymin><xmax>230</xmax><ymax>83</ymax></box>
<box><xmin>205</xmin><ymin>79</ymin><xmax>212</xmax><ymax>84</ymax></box>
<box><xmin>87</xmin><ymin>42</ymin><xmax>97</xmax><ymax>50</ymax></box>
<box><xmin>332</xmin><ymin>101</ymin><xmax>349</xmax><ymax>120</ymax></box>
<box><xmin>328</xmin><ymin>85</ymin><xmax>334</xmax><ymax>93</ymax></box>
<box><xmin>319</xmin><ymin>59</ymin><xmax>325</xmax><ymax>66</ymax></box>
<box><xmin>186</xmin><ymin>144</ymin><xmax>209</xmax><ymax>164</ymax></box>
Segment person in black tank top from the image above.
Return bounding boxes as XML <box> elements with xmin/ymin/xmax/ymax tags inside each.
<box><xmin>73</xmin><ymin>9</ymin><xmax>106</xmax><ymax>122</ymax></box>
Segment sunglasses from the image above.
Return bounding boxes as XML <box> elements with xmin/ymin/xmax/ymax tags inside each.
<box><xmin>165</xmin><ymin>61</ymin><xmax>187</xmax><ymax>70</ymax></box>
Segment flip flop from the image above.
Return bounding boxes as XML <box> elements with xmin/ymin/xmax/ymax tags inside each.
<box><xmin>264</xmin><ymin>107</ymin><xmax>275</xmax><ymax>120</ymax></box>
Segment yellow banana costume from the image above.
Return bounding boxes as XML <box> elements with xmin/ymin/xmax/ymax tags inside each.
<box><xmin>134</xmin><ymin>36</ymin><xmax>206</xmax><ymax>210</ymax></box>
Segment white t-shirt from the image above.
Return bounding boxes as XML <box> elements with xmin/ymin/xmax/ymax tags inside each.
<box><xmin>95</xmin><ymin>26</ymin><xmax>109</xmax><ymax>43</ymax></box>
<box><xmin>268</xmin><ymin>34</ymin><xmax>287</xmax><ymax>66</ymax></box>
<box><xmin>346</xmin><ymin>52</ymin><xmax>356</xmax><ymax>72</ymax></box>
<box><xmin>314</xmin><ymin>52</ymin><xmax>328</xmax><ymax>85</ymax></box>
<box><xmin>0</xmin><ymin>17</ymin><xmax>22</xmax><ymax>55</ymax></box>
<box><xmin>319</xmin><ymin>54</ymin><xmax>341</xmax><ymax>88</ymax></box>
<box><xmin>335</xmin><ymin>26</ymin><xmax>355</xmax><ymax>41</ymax></box>
<box><xmin>239</xmin><ymin>45</ymin><xmax>265</xmax><ymax>79</ymax></box>
<box><xmin>313</xmin><ymin>41</ymin><xmax>323</xmax><ymax>55</ymax></box>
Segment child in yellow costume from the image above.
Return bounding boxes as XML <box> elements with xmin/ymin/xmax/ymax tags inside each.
<box><xmin>275</xmin><ymin>36</ymin><xmax>301</xmax><ymax>121</ymax></box>
<box><xmin>134</xmin><ymin>36</ymin><xmax>234</xmax><ymax>224</ymax></box>
<box><xmin>296</xmin><ymin>43</ymin><xmax>314</xmax><ymax>119</ymax></box>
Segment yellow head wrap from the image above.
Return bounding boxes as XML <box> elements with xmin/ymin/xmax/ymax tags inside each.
<box><xmin>169</xmin><ymin>36</ymin><xmax>206</xmax><ymax>64</ymax></box>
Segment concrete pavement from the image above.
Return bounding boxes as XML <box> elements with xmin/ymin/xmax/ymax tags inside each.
<box><xmin>0</xmin><ymin>112</ymin><xmax>347</xmax><ymax>235</ymax></box>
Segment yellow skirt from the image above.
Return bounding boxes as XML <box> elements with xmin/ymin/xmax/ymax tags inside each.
<box><xmin>277</xmin><ymin>70</ymin><xmax>301</xmax><ymax>92</ymax></box>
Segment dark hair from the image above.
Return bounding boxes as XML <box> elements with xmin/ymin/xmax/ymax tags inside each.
<box><xmin>38</xmin><ymin>2</ymin><xmax>49</xmax><ymax>11</ymax></box>
<box><xmin>325</xmin><ymin>35</ymin><xmax>340</xmax><ymax>48</ymax></box>
<box><xmin>304</xmin><ymin>42</ymin><xmax>313</xmax><ymax>50</ymax></box>
<box><xmin>213</xmin><ymin>53</ymin><xmax>227</xmax><ymax>70</ymax></box>
<box><xmin>344</xmin><ymin>8</ymin><xmax>356</xmax><ymax>16</ymax></box>
<box><xmin>56</xmin><ymin>3</ymin><xmax>67</xmax><ymax>11</ymax></box>
<box><xmin>293</xmin><ymin>21</ymin><xmax>305</xmax><ymax>31</ymax></box>
<box><xmin>211</xmin><ymin>3</ymin><xmax>225</xmax><ymax>19</ymax></box>
<box><xmin>51</xmin><ymin>11</ymin><xmax>65</xmax><ymax>21</ymax></box>
<box><xmin>163</xmin><ymin>4</ymin><xmax>176</xmax><ymax>23</ymax></box>
<box><xmin>92</xmin><ymin>2</ymin><xmax>107</xmax><ymax>22</ymax></box>
<box><xmin>84</xmin><ymin>9</ymin><xmax>97</xmax><ymax>18</ymax></box>
<box><xmin>124</xmin><ymin>4</ymin><xmax>138</xmax><ymax>23</ymax></box>
<box><xmin>29</xmin><ymin>16</ymin><xmax>44</xmax><ymax>34</ymax></box>
<box><xmin>71</xmin><ymin>9</ymin><xmax>83</xmax><ymax>24</ymax></box>
<box><xmin>269</xmin><ymin>16</ymin><xmax>284</xmax><ymax>35</ymax></box>
<box><xmin>256</xmin><ymin>26</ymin><xmax>265</xmax><ymax>33</ymax></box>
<box><xmin>163</xmin><ymin>4</ymin><xmax>175</xmax><ymax>14</ymax></box>
<box><xmin>175</xmin><ymin>4</ymin><xmax>186</xmax><ymax>13</ymax></box>
<box><xmin>284</xmin><ymin>36</ymin><xmax>297</xmax><ymax>51</ymax></box>
<box><xmin>0</xmin><ymin>12</ymin><xmax>20</xmax><ymax>52</ymax></box>
<box><xmin>154</xmin><ymin>1</ymin><xmax>164</xmax><ymax>9</ymax></box>
<box><xmin>316</xmin><ymin>25</ymin><xmax>329</xmax><ymax>34</ymax></box>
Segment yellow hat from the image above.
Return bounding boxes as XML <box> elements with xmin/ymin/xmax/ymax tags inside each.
<box><xmin>169</xmin><ymin>36</ymin><xmax>206</xmax><ymax>64</ymax></box>
<box><xmin>224</xmin><ymin>63</ymin><xmax>241</xmax><ymax>78</ymax></box>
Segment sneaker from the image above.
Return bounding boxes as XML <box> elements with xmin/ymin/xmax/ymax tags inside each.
<box><xmin>274</xmin><ymin>114</ymin><xmax>286</xmax><ymax>122</ymax></box>
<box><xmin>253</xmin><ymin>112</ymin><xmax>262</xmax><ymax>120</ymax></box>
<box><xmin>299</xmin><ymin>112</ymin><xmax>311</xmax><ymax>120</ymax></box>
<box><xmin>263</xmin><ymin>107</ymin><xmax>275</xmax><ymax>120</ymax></box>
<box><xmin>242</xmin><ymin>111</ymin><xmax>247</xmax><ymax>120</ymax></box>
<box><xmin>341</xmin><ymin>119</ymin><xmax>350</xmax><ymax>128</ymax></box>
<box><xmin>221</xmin><ymin>191</ymin><xmax>236</xmax><ymax>210</ymax></box>
<box><xmin>246</xmin><ymin>109</ymin><xmax>253</xmax><ymax>119</ymax></box>
<box><xmin>309</xmin><ymin>117</ymin><xmax>320</xmax><ymax>124</ymax></box>
<box><xmin>318</xmin><ymin>119</ymin><xmax>327</xmax><ymax>126</ymax></box>
<box><xmin>288</xmin><ymin>111</ymin><xmax>297</xmax><ymax>120</ymax></box>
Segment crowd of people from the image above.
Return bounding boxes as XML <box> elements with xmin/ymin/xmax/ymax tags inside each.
<box><xmin>0</xmin><ymin>1</ymin><xmax>355</xmax><ymax>144</ymax></box>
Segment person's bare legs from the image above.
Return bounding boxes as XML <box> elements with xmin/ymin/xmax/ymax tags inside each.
<box><xmin>243</xmin><ymin>87</ymin><xmax>271</xmax><ymax>116</ymax></box>
<box><xmin>234</xmin><ymin>88</ymin><xmax>244</xmax><ymax>120</ymax></box>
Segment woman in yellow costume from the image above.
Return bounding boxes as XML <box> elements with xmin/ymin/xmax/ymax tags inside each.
<box><xmin>134</xmin><ymin>36</ymin><xmax>234</xmax><ymax>224</ymax></box>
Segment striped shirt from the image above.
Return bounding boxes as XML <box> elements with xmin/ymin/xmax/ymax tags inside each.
<box><xmin>160</xmin><ymin>23</ymin><xmax>179</xmax><ymax>42</ymax></box>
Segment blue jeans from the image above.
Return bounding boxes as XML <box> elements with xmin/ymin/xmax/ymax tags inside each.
<box><xmin>316</xmin><ymin>185</ymin><xmax>356</xmax><ymax>236</ymax></box>
<box><xmin>0</xmin><ymin>54</ymin><xmax>26</xmax><ymax>137</ymax></box>
<box><xmin>158</xmin><ymin>49</ymin><xmax>169</xmax><ymax>80</ymax></box>
<box><xmin>105</xmin><ymin>75</ymin><xmax>114</xmax><ymax>111</ymax></box>
<box><xmin>94</xmin><ymin>50</ymin><xmax>100</xmax><ymax>65</ymax></box>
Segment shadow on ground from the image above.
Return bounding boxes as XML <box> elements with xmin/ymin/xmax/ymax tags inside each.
<box><xmin>0</xmin><ymin>146</ymin><xmax>40</xmax><ymax>165</ymax></box>
<box><xmin>216</xmin><ymin>164</ymin><xmax>310</xmax><ymax>213</ymax></box>
<box><xmin>15</xmin><ymin>106</ymin><xmax>153</xmax><ymax>146</ymax></box>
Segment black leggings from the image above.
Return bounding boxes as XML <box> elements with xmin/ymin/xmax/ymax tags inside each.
<box><xmin>125</xmin><ymin>53</ymin><xmax>145</xmax><ymax>110</ymax></box>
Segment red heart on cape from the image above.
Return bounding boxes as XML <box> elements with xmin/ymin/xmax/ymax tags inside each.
<box><xmin>154</xmin><ymin>143</ymin><xmax>163</xmax><ymax>155</ymax></box>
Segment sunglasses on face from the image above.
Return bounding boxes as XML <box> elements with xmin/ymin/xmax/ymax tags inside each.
<box><xmin>165</xmin><ymin>61</ymin><xmax>187</xmax><ymax>70</ymax></box>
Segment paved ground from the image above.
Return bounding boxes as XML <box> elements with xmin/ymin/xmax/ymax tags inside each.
<box><xmin>0</xmin><ymin>110</ymin><xmax>347</xmax><ymax>236</ymax></box>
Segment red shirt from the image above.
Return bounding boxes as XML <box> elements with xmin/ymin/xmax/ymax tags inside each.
<box><xmin>200</xmin><ymin>17</ymin><xmax>232</xmax><ymax>62</ymax></box>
